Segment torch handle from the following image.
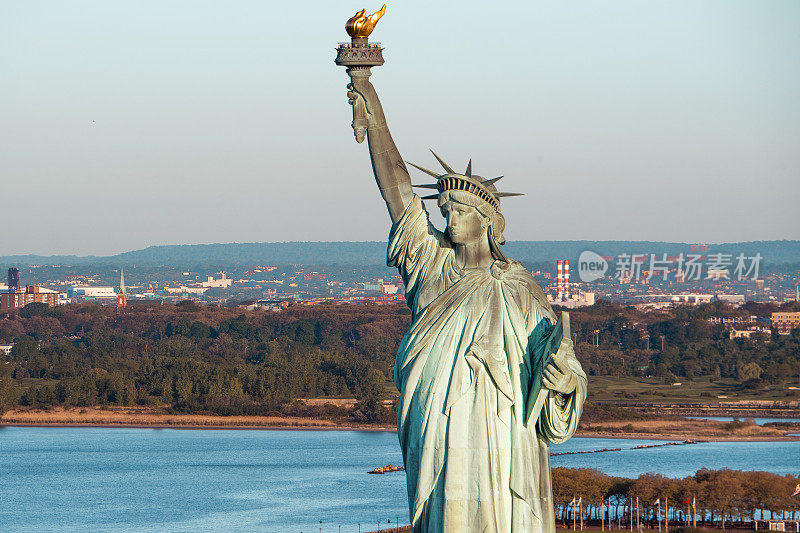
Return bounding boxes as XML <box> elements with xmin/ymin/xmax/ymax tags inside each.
<box><xmin>347</xmin><ymin>67</ymin><xmax>372</xmax><ymax>144</ymax></box>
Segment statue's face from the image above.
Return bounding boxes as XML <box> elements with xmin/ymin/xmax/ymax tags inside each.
<box><xmin>441</xmin><ymin>201</ymin><xmax>488</xmax><ymax>245</ymax></box>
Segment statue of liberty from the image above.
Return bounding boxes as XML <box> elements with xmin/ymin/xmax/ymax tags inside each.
<box><xmin>339</xmin><ymin>9</ymin><xmax>587</xmax><ymax>532</ymax></box>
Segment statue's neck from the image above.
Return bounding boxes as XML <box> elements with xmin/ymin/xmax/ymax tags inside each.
<box><xmin>454</xmin><ymin>237</ymin><xmax>494</xmax><ymax>269</ymax></box>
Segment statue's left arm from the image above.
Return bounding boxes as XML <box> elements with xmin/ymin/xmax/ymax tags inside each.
<box><xmin>538</xmin><ymin>338</ymin><xmax>587</xmax><ymax>443</ymax></box>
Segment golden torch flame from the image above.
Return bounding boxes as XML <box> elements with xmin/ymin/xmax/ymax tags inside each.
<box><xmin>345</xmin><ymin>4</ymin><xmax>386</xmax><ymax>38</ymax></box>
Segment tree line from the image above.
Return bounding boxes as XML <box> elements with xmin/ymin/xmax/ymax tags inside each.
<box><xmin>0</xmin><ymin>301</ymin><xmax>408</xmax><ymax>421</ymax></box>
<box><xmin>565</xmin><ymin>300</ymin><xmax>800</xmax><ymax>386</ymax></box>
<box><xmin>0</xmin><ymin>298</ymin><xmax>798</xmax><ymax>420</ymax></box>
<box><xmin>552</xmin><ymin>467</ymin><xmax>800</xmax><ymax>529</ymax></box>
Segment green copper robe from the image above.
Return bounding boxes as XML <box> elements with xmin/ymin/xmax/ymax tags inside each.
<box><xmin>388</xmin><ymin>196</ymin><xmax>587</xmax><ymax>532</ymax></box>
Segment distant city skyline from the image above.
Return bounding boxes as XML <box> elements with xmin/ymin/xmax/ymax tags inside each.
<box><xmin>1</xmin><ymin>0</ymin><xmax>798</xmax><ymax>255</ymax></box>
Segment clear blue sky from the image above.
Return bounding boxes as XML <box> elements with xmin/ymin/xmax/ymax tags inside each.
<box><xmin>1</xmin><ymin>1</ymin><xmax>798</xmax><ymax>255</ymax></box>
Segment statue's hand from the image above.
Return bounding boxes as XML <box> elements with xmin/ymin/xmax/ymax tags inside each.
<box><xmin>347</xmin><ymin>81</ymin><xmax>383</xmax><ymax>127</ymax></box>
<box><xmin>347</xmin><ymin>82</ymin><xmax>366</xmax><ymax>108</ymax></box>
<box><xmin>542</xmin><ymin>339</ymin><xmax>577</xmax><ymax>395</ymax></box>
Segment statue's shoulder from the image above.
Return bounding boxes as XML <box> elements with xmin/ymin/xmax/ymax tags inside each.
<box><xmin>493</xmin><ymin>259</ymin><xmax>556</xmax><ymax>320</ymax></box>
<box><xmin>490</xmin><ymin>259</ymin><xmax>535</xmax><ymax>284</ymax></box>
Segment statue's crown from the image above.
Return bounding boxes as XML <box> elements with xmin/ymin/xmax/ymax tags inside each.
<box><xmin>408</xmin><ymin>150</ymin><xmax>523</xmax><ymax>212</ymax></box>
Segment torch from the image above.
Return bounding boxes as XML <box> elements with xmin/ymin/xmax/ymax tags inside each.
<box><xmin>335</xmin><ymin>5</ymin><xmax>386</xmax><ymax>143</ymax></box>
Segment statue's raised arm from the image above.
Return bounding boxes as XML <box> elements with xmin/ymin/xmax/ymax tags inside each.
<box><xmin>335</xmin><ymin>5</ymin><xmax>412</xmax><ymax>223</ymax></box>
<box><xmin>347</xmin><ymin>75</ymin><xmax>413</xmax><ymax>223</ymax></box>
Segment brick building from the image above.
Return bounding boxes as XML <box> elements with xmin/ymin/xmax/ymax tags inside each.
<box><xmin>771</xmin><ymin>312</ymin><xmax>800</xmax><ymax>335</ymax></box>
<box><xmin>1</xmin><ymin>285</ymin><xmax>59</xmax><ymax>311</ymax></box>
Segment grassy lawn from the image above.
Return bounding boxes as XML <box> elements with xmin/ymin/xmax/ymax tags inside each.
<box><xmin>586</xmin><ymin>375</ymin><xmax>800</xmax><ymax>404</ymax></box>
<box><xmin>382</xmin><ymin>376</ymin><xmax>800</xmax><ymax>406</ymax></box>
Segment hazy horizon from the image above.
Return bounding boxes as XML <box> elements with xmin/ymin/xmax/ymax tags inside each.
<box><xmin>2</xmin><ymin>238</ymin><xmax>798</xmax><ymax>262</ymax></box>
<box><xmin>2</xmin><ymin>1</ymin><xmax>798</xmax><ymax>255</ymax></box>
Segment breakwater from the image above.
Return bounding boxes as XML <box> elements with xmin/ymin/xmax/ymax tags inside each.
<box><xmin>550</xmin><ymin>439</ymin><xmax>697</xmax><ymax>457</ymax></box>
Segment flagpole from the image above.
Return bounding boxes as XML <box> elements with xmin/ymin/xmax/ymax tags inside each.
<box><xmin>573</xmin><ymin>499</ymin><xmax>576</xmax><ymax>532</ymax></box>
<box><xmin>602</xmin><ymin>500</ymin><xmax>605</xmax><ymax>532</ymax></box>
<box><xmin>665</xmin><ymin>496</ymin><xmax>668</xmax><ymax>533</ymax></box>
<box><xmin>630</xmin><ymin>497</ymin><xmax>633</xmax><ymax>533</ymax></box>
<box><xmin>693</xmin><ymin>497</ymin><xmax>696</xmax><ymax>528</ymax></box>
<box><xmin>658</xmin><ymin>500</ymin><xmax>661</xmax><ymax>533</ymax></box>
<box><xmin>580</xmin><ymin>497</ymin><xmax>584</xmax><ymax>531</ymax></box>
<box><xmin>629</xmin><ymin>498</ymin><xmax>632</xmax><ymax>533</ymax></box>
<box><xmin>637</xmin><ymin>496</ymin><xmax>640</xmax><ymax>532</ymax></box>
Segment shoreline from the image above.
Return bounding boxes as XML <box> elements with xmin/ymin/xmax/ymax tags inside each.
<box><xmin>0</xmin><ymin>422</ymin><xmax>397</xmax><ymax>432</ymax></box>
<box><xmin>3</xmin><ymin>407</ymin><xmax>798</xmax><ymax>441</ymax></box>
<box><xmin>3</xmin><ymin>423</ymin><xmax>798</xmax><ymax>442</ymax></box>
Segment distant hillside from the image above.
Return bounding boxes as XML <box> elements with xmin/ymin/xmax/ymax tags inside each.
<box><xmin>2</xmin><ymin>240</ymin><xmax>799</xmax><ymax>268</ymax></box>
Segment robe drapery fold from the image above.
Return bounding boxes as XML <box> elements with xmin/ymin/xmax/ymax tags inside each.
<box><xmin>388</xmin><ymin>195</ymin><xmax>587</xmax><ymax>533</ymax></box>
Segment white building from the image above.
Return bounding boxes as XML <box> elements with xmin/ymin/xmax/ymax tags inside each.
<box><xmin>671</xmin><ymin>293</ymin><xmax>714</xmax><ymax>305</ymax></box>
<box><xmin>730</xmin><ymin>326</ymin><xmax>770</xmax><ymax>339</ymax></box>
<box><xmin>547</xmin><ymin>291</ymin><xmax>596</xmax><ymax>308</ymax></box>
<box><xmin>383</xmin><ymin>283</ymin><xmax>401</xmax><ymax>295</ymax></box>
<box><xmin>70</xmin><ymin>286</ymin><xmax>117</xmax><ymax>298</ymax></box>
<box><xmin>200</xmin><ymin>273</ymin><xmax>233</xmax><ymax>289</ymax></box>
<box><xmin>240</xmin><ymin>299</ymin><xmax>290</xmax><ymax>311</ymax></box>
<box><xmin>164</xmin><ymin>286</ymin><xmax>208</xmax><ymax>295</ymax></box>
<box><xmin>716</xmin><ymin>294</ymin><xmax>746</xmax><ymax>306</ymax></box>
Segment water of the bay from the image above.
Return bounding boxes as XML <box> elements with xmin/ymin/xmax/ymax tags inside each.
<box><xmin>1</xmin><ymin>427</ymin><xmax>798</xmax><ymax>533</ymax></box>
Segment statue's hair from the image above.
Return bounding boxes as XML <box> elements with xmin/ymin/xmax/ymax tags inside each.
<box><xmin>438</xmin><ymin>189</ymin><xmax>508</xmax><ymax>262</ymax></box>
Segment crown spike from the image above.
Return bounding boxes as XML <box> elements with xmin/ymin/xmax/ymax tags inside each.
<box><xmin>465</xmin><ymin>159</ymin><xmax>472</xmax><ymax>177</ymax></box>
<box><xmin>429</xmin><ymin>150</ymin><xmax>455</xmax><ymax>174</ymax></box>
<box><xmin>493</xmin><ymin>192</ymin><xmax>524</xmax><ymax>198</ymax></box>
<box><xmin>412</xmin><ymin>184</ymin><xmax>439</xmax><ymax>189</ymax></box>
<box><xmin>406</xmin><ymin>161</ymin><xmax>441</xmax><ymax>178</ymax></box>
<box><xmin>482</xmin><ymin>176</ymin><xmax>504</xmax><ymax>186</ymax></box>
<box><xmin>421</xmin><ymin>194</ymin><xmax>440</xmax><ymax>200</ymax></box>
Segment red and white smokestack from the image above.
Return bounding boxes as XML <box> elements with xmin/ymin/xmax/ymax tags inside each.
<box><xmin>557</xmin><ymin>260</ymin><xmax>563</xmax><ymax>300</ymax></box>
<box><xmin>564</xmin><ymin>260</ymin><xmax>570</xmax><ymax>298</ymax></box>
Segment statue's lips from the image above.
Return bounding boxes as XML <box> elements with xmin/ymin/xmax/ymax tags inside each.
<box><xmin>448</xmin><ymin>229</ymin><xmax>470</xmax><ymax>243</ymax></box>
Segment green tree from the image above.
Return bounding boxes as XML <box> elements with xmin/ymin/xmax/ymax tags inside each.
<box><xmin>738</xmin><ymin>362</ymin><xmax>763</xmax><ymax>382</ymax></box>
<box><xmin>10</xmin><ymin>335</ymin><xmax>38</xmax><ymax>359</ymax></box>
<box><xmin>19</xmin><ymin>302</ymin><xmax>52</xmax><ymax>318</ymax></box>
<box><xmin>0</xmin><ymin>377</ymin><xmax>17</xmax><ymax>415</ymax></box>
